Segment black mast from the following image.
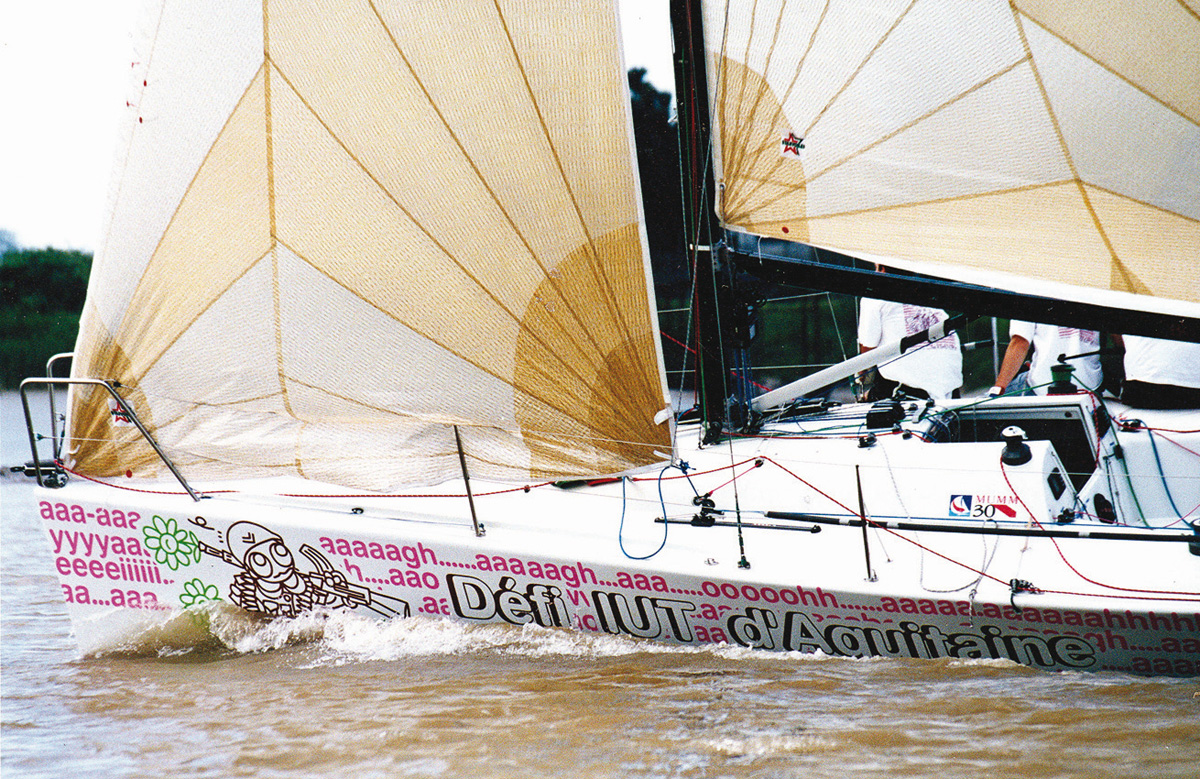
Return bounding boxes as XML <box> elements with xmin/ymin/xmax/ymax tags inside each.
<box><xmin>670</xmin><ymin>0</ymin><xmax>745</xmax><ymax>442</ymax></box>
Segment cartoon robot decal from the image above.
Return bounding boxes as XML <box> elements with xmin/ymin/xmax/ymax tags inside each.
<box><xmin>197</xmin><ymin>521</ymin><xmax>410</xmax><ymax>620</ymax></box>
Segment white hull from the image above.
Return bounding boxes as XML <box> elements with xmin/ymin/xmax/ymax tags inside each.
<box><xmin>34</xmin><ymin>394</ymin><xmax>1200</xmax><ymax>675</ymax></box>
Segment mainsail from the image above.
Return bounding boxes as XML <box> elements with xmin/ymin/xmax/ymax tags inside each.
<box><xmin>701</xmin><ymin>0</ymin><xmax>1199</xmax><ymax>320</ymax></box>
<box><xmin>69</xmin><ymin>0</ymin><xmax>672</xmax><ymax>490</ymax></box>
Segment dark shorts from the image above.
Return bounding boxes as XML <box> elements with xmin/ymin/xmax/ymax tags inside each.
<box><xmin>1121</xmin><ymin>380</ymin><xmax>1200</xmax><ymax>410</ymax></box>
<box><xmin>866</xmin><ymin>375</ymin><xmax>959</xmax><ymax>401</ymax></box>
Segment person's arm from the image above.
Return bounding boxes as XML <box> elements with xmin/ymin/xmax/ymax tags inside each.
<box><xmin>991</xmin><ymin>335</ymin><xmax>1031</xmax><ymax>395</ymax></box>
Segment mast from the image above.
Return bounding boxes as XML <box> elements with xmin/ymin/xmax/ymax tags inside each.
<box><xmin>671</xmin><ymin>0</ymin><xmax>746</xmax><ymax>441</ymax></box>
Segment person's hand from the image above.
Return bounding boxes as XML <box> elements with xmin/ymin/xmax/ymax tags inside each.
<box><xmin>854</xmin><ymin>370</ymin><xmax>874</xmax><ymax>402</ymax></box>
<box><xmin>987</xmin><ymin>385</ymin><xmax>1003</xmax><ymax>397</ymax></box>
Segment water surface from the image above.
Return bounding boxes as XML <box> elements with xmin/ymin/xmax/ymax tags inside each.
<box><xmin>3</xmin><ymin>392</ymin><xmax>1197</xmax><ymax>778</ymax></box>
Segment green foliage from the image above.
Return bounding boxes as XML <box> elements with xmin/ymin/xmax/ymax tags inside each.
<box><xmin>752</xmin><ymin>291</ymin><xmax>859</xmax><ymax>391</ymax></box>
<box><xmin>628</xmin><ymin>69</ymin><xmax>687</xmax><ymax>297</ymax></box>
<box><xmin>1</xmin><ymin>247</ymin><xmax>91</xmax><ymax>388</ymax></box>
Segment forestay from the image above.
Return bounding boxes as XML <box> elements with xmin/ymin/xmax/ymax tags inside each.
<box><xmin>702</xmin><ymin>0</ymin><xmax>1199</xmax><ymax>318</ymax></box>
<box><xmin>68</xmin><ymin>0</ymin><xmax>672</xmax><ymax>491</ymax></box>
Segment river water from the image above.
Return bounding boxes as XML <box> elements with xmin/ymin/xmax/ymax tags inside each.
<box><xmin>3</xmin><ymin>391</ymin><xmax>1198</xmax><ymax>778</ymax></box>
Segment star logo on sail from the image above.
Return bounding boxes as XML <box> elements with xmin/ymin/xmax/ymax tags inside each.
<box><xmin>108</xmin><ymin>398</ymin><xmax>134</xmax><ymax>427</ymax></box>
<box><xmin>780</xmin><ymin>132</ymin><xmax>805</xmax><ymax>158</ymax></box>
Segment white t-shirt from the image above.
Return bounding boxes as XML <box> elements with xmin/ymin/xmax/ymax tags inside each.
<box><xmin>858</xmin><ymin>299</ymin><xmax>962</xmax><ymax>399</ymax></box>
<box><xmin>1123</xmin><ymin>336</ymin><xmax>1200</xmax><ymax>389</ymax></box>
<box><xmin>1008</xmin><ymin>321</ymin><xmax>1102</xmax><ymax>393</ymax></box>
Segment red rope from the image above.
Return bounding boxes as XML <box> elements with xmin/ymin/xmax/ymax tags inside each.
<box><xmin>1114</xmin><ymin>415</ymin><xmax>1200</xmax><ymax>459</ymax></box>
<box><xmin>1114</xmin><ymin>413</ymin><xmax>1200</xmax><ymax>435</ymax></box>
<box><xmin>659</xmin><ymin>328</ymin><xmax>773</xmax><ymax>393</ymax></box>
<box><xmin>58</xmin><ymin>462</ymin><xmax>235</xmax><ymax>496</ymax></box>
<box><xmin>999</xmin><ymin>462</ymin><xmax>1199</xmax><ymax>600</ymax></box>
<box><xmin>756</xmin><ymin>456</ymin><xmax>1013</xmax><ymax>588</ymax></box>
<box><xmin>757</xmin><ymin>455</ymin><xmax>1199</xmax><ymax>603</ymax></box>
<box><xmin>702</xmin><ymin>458</ymin><xmax>764</xmax><ymax>497</ymax></box>
<box><xmin>1152</xmin><ymin>428</ymin><xmax>1200</xmax><ymax>459</ymax></box>
<box><xmin>630</xmin><ymin>457</ymin><xmax>759</xmax><ymax>484</ymax></box>
<box><xmin>277</xmin><ymin>482</ymin><xmax>554</xmax><ymax>499</ymax></box>
<box><xmin>54</xmin><ymin>451</ymin><xmax>1200</xmax><ymax>603</ymax></box>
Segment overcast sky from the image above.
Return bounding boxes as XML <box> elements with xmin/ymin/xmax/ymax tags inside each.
<box><xmin>0</xmin><ymin>1</ymin><xmax>674</xmax><ymax>254</ymax></box>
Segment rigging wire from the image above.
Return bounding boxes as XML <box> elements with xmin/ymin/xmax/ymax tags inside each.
<box><xmin>998</xmin><ymin>462</ymin><xmax>1198</xmax><ymax>599</ymax></box>
<box><xmin>1141</xmin><ymin>424</ymin><xmax>1186</xmax><ymax>520</ymax></box>
<box><xmin>825</xmin><ymin>291</ymin><xmax>850</xmax><ymax>363</ymax></box>
<box><xmin>726</xmin><ymin>436</ymin><xmax>750</xmax><ymax>569</ymax></box>
<box><xmin>676</xmin><ymin>3</ymin><xmax>768</xmax><ymax>578</ymax></box>
<box><xmin>53</xmin><ymin>440</ymin><xmax>1200</xmax><ymax>603</ymax></box>
<box><xmin>1109</xmin><ymin>420</ymin><xmax>1152</xmax><ymax>527</ymax></box>
<box><xmin>761</xmin><ymin>453</ymin><xmax>1199</xmax><ymax>602</ymax></box>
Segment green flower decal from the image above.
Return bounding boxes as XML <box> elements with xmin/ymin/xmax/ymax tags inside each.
<box><xmin>143</xmin><ymin>515</ymin><xmax>202</xmax><ymax>570</ymax></box>
<box><xmin>179</xmin><ymin>578</ymin><xmax>221</xmax><ymax>608</ymax></box>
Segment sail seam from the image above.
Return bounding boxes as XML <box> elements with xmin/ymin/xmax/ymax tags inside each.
<box><xmin>725</xmin><ymin>0</ymin><xmax>919</xmax><ymax>219</ymax></box>
<box><xmin>1177</xmin><ymin>0</ymin><xmax>1200</xmax><ymax>23</ymax></box>
<box><xmin>263</xmin><ymin>4</ymin><xmax>276</xmax><ymax>240</ymax></box>
<box><xmin>784</xmin><ymin>178</ymin><xmax>1082</xmax><ymax>221</ymax></box>
<box><xmin>142</xmin><ymin>388</ymin><xmax>284</xmax><ymax>409</ymax></box>
<box><xmin>722</xmin><ymin>0</ymin><xmax>766</xmax><ymax>184</ymax></box>
<box><xmin>282</xmin><ymin>375</ymin><xmax>666</xmax><ymax>468</ymax></box>
<box><xmin>263</xmin><ymin>0</ymin><xmax>301</xmax><ymax>475</ymax></box>
<box><xmin>724</xmin><ymin>0</ymin><xmax>794</xmax><ymax>186</ymax></box>
<box><xmin>718</xmin><ymin>0</ymin><xmax>831</xmax><ymax>223</ymax></box>
<box><xmin>122</xmin><ymin>66</ymin><xmax>268</xmax><ymax>326</ymax></box>
<box><xmin>726</xmin><ymin>1</ymin><xmax>829</xmax><ymax>183</ymax></box>
<box><xmin>264</xmin><ymin>63</ymin><xmax>651</xmax><ymax>436</ymax></box>
<box><xmin>124</xmin><ymin>248</ymin><xmax>269</xmax><ymax>386</ymax></box>
<box><xmin>727</xmin><ymin>57</ymin><xmax>1032</xmax><ymax>222</ymax></box>
<box><xmin>363</xmin><ymin>0</ymin><xmax>638</xmax><ymax>400</ymax></box>
<box><xmin>486</xmin><ymin>0</ymin><xmax>654</xmax><ymax>403</ymax></box>
<box><xmin>1020</xmin><ymin>8</ymin><xmax>1199</xmax><ymax>124</ymax></box>
<box><xmin>270</xmin><ymin>238</ymin><xmax>628</xmax><ymax>441</ymax></box>
<box><xmin>1079</xmin><ymin>183</ymin><xmax>1200</xmax><ymax>225</ymax></box>
<box><xmin>134</xmin><ymin>69</ymin><xmax>267</xmax><ymax>255</ymax></box>
<box><xmin>1009</xmin><ymin>8</ymin><xmax>1126</xmax><ymax>291</ymax></box>
<box><xmin>805</xmin><ymin>0</ymin><xmax>917</xmax><ymax>136</ymax></box>
<box><xmin>107</xmin><ymin>67</ymin><xmax>270</xmax><ymax>384</ymax></box>
<box><xmin>98</xmin><ymin>0</ymin><xmax>170</xmax><ymax>273</ymax></box>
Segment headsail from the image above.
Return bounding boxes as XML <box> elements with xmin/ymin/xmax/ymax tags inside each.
<box><xmin>69</xmin><ymin>0</ymin><xmax>672</xmax><ymax>490</ymax></box>
<box><xmin>701</xmin><ymin>0</ymin><xmax>1199</xmax><ymax>322</ymax></box>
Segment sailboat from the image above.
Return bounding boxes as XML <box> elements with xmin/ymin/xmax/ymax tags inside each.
<box><xmin>20</xmin><ymin>0</ymin><xmax>1200</xmax><ymax>676</ymax></box>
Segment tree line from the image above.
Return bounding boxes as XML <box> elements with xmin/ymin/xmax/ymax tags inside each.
<box><xmin>1</xmin><ymin>244</ymin><xmax>91</xmax><ymax>388</ymax></box>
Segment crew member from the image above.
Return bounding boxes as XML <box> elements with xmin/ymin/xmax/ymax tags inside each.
<box><xmin>990</xmin><ymin>321</ymin><xmax>1102</xmax><ymax>396</ymax></box>
<box><xmin>1117</xmin><ymin>335</ymin><xmax>1200</xmax><ymax>409</ymax></box>
<box><xmin>856</xmin><ymin>298</ymin><xmax>962</xmax><ymax>401</ymax></box>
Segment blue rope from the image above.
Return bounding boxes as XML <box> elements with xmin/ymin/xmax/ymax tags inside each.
<box><xmin>618</xmin><ymin>462</ymin><xmax>691</xmax><ymax>560</ymax></box>
<box><xmin>1146</xmin><ymin>427</ymin><xmax>1185</xmax><ymax>520</ymax></box>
